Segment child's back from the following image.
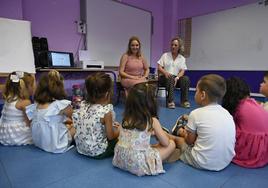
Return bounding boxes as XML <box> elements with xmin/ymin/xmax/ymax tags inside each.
<box><xmin>74</xmin><ymin>103</ymin><xmax>115</xmax><ymax>156</ymax></box>
<box><xmin>27</xmin><ymin>99</ymin><xmax>72</xmax><ymax>153</ymax></box>
<box><xmin>232</xmin><ymin>98</ymin><xmax>268</xmax><ymax>167</ymax></box>
<box><xmin>113</xmin><ymin>83</ymin><xmax>175</xmax><ymax>176</ymax></box>
<box><xmin>26</xmin><ymin>70</ymin><xmax>73</xmax><ymax>153</ymax></box>
<box><xmin>0</xmin><ymin>100</ymin><xmax>32</xmax><ymax>145</ymax></box>
<box><xmin>113</xmin><ymin>119</ymin><xmax>165</xmax><ymax>176</ymax></box>
<box><xmin>186</xmin><ymin>104</ymin><xmax>235</xmax><ymax>170</ymax></box>
<box><xmin>0</xmin><ymin>72</ymin><xmax>34</xmax><ymax>145</ymax></box>
<box><xmin>73</xmin><ymin>72</ymin><xmax>119</xmax><ymax>159</ymax></box>
<box><xmin>223</xmin><ymin>77</ymin><xmax>268</xmax><ymax>168</ymax></box>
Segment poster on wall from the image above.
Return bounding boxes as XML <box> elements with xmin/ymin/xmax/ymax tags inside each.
<box><xmin>0</xmin><ymin>17</ymin><xmax>35</xmax><ymax>73</ymax></box>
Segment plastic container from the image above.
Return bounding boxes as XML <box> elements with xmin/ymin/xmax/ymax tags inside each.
<box><xmin>72</xmin><ymin>84</ymin><xmax>83</xmax><ymax>109</ymax></box>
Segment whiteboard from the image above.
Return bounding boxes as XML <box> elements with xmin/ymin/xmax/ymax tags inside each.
<box><xmin>0</xmin><ymin>17</ymin><xmax>35</xmax><ymax>73</ymax></box>
<box><xmin>83</xmin><ymin>0</ymin><xmax>151</xmax><ymax>67</ymax></box>
<box><xmin>187</xmin><ymin>3</ymin><xmax>268</xmax><ymax>70</ymax></box>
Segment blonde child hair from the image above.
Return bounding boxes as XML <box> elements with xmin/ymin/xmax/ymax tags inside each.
<box><xmin>0</xmin><ymin>71</ymin><xmax>35</xmax><ymax>145</ymax></box>
<box><xmin>3</xmin><ymin>71</ymin><xmax>35</xmax><ymax>103</ymax></box>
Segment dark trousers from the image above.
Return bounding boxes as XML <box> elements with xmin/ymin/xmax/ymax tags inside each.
<box><xmin>92</xmin><ymin>138</ymin><xmax>118</xmax><ymax>159</ymax></box>
<box><xmin>159</xmin><ymin>75</ymin><xmax>190</xmax><ymax>104</ymax></box>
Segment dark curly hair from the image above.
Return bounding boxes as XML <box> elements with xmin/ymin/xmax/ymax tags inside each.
<box><xmin>222</xmin><ymin>77</ymin><xmax>250</xmax><ymax>115</ymax></box>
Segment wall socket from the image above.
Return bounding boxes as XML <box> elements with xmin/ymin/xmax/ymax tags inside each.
<box><xmin>77</xmin><ymin>21</ymin><xmax>86</xmax><ymax>34</ymax></box>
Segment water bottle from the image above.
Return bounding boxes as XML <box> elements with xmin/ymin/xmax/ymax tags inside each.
<box><xmin>72</xmin><ymin>84</ymin><xmax>83</xmax><ymax>109</ymax></box>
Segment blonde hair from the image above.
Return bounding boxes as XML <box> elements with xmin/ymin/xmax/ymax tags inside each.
<box><xmin>127</xmin><ymin>36</ymin><xmax>142</xmax><ymax>57</ymax></box>
<box><xmin>3</xmin><ymin>72</ymin><xmax>34</xmax><ymax>103</ymax></box>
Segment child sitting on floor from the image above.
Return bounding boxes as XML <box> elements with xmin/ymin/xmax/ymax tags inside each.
<box><xmin>113</xmin><ymin>83</ymin><xmax>175</xmax><ymax>176</ymax></box>
<box><xmin>0</xmin><ymin>71</ymin><xmax>35</xmax><ymax>145</ymax></box>
<box><xmin>171</xmin><ymin>74</ymin><xmax>236</xmax><ymax>171</ymax></box>
<box><xmin>73</xmin><ymin>72</ymin><xmax>119</xmax><ymax>159</ymax></box>
<box><xmin>222</xmin><ymin>77</ymin><xmax>268</xmax><ymax>168</ymax></box>
<box><xmin>26</xmin><ymin>70</ymin><xmax>75</xmax><ymax>153</ymax></box>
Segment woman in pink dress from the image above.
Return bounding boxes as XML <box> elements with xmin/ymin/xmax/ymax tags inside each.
<box><xmin>222</xmin><ymin>77</ymin><xmax>268</xmax><ymax>168</ymax></box>
<box><xmin>119</xmin><ymin>36</ymin><xmax>149</xmax><ymax>94</ymax></box>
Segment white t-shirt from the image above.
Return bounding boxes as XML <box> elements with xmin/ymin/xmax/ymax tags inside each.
<box><xmin>185</xmin><ymin>104</ymin><xmax>236</xmax><ymax>171</ymax></box>
<box><xmin>157</xmin><ymin>52</ymin><xmax>187</xmax><ymax>76</ymax></box>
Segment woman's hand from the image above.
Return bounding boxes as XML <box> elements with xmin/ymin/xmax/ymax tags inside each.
<box><xmin>164</xmin><ymin>72</ymin><xmax>172</xmax><ymax>79</ymax></box>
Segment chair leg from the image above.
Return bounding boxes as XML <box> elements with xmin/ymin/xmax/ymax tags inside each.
<box><xmin>166</xmin><ymin>90</ymin><xmax>168</xmax><ymax>107</ymax></box>
<box><xmin>115</xmin><ymin>84</ymin><xmax>122</xmax><ymax>105</ymax></box>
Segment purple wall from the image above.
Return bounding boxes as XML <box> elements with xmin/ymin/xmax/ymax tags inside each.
<box><xmin>22</xmin><ymin>0</ymin><xmax>81</xmax><ymax>60</ymax></box>
<box><xmin>0</xmin><ymin>0</ymin><xmax>23</xmax><ymax>19</ymax></box>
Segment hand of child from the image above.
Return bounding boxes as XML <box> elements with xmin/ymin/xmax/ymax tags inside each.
<box><xmin>65</xmin><ymin>123</ymin><xmax>73</xmax><ymax>130</ymax></box>
<box><xmin>178</xmin><ymin>127</ymin><xmax>187</xmax><ymax>138</ymax></box>
<box><xmin>113</xmin><ymin>121</ymin><xmax>121</xmax><ymax>129</ymax></box>
<box><xmin>64</xmin><ymin>117</ymin><xmax>73</xmax><ymax>125</ymax></box>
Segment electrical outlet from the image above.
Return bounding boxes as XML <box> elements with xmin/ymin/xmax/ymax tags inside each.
<box><xmin>77</xmin><ymin>21</ymin><xmax>86</xmax><ymax>34</ymax></box>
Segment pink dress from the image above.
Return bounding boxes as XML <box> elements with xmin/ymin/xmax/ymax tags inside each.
<box><xmin>120</xmin><ymin>56</ymin><xmax>147</xmax><ymax>89</ymax></box>
<box><xmin>232</xmin><ymin>98</ymin><xmax>268</xmax><ymax>168</ymax></box>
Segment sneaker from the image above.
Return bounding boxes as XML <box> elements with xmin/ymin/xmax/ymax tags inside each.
<box><xmin>181</xmin><ymin>101</ymin><xmax>190</xmax><ymax>108</ymax></box>
<box><xmin>167</xmin><ymin>102</ymin><xmax>175</xmax><ymax>109</ymax></box>
<box><xmin>171</xmin><ymin>115</ymin><xmax>188</xmax><ymax>136</ymax></box>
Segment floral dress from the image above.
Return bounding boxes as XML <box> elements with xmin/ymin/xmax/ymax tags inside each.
<box><xmin>73</xmin><ymin>102</ymin><xmax>115</xmax><ymax>157</ymax></box>
<box><xmin>112</xmin><ymin>126</ymin><xmax>164</xmax><ymax>176</ymax></box>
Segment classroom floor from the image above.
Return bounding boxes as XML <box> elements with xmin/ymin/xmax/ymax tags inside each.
<box><xmin>1</xmin><ymin>92</ymin><xmax>268</xmax><ymax>188</ymax></box>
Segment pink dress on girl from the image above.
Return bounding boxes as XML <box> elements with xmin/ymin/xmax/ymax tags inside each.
<box><xmin>120</xmin><ymin>56</ymin><xmax>147</xmax><ymax>89</ymax></box>
<box><xmin>232</xmin><ymin>98</ymin><xmax>268</xmax><ymax>168</ymax></box>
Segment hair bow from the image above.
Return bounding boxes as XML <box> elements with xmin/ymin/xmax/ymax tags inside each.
<box><xmin>10</xmin><ymin>71</ymin><xmax>24</xmax><ymax>83</ymax></box>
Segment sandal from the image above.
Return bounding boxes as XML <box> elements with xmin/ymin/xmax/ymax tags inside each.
<box><xmin>171</xmin><ymin>115</ymin><xmax>188</xmax><ymax>136</ymax></box>
<box><xmin>167</xmin><ymin>102</ymin><xmax>175</xmax><ymax>109</ymax></box>
<box><xmin>181</xmin><ymin>101</ymin><xmax>191</xmax><ymax>108</ymax></box>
